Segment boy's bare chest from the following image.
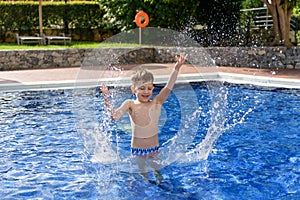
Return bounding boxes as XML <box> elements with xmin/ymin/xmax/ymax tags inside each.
<box><xmin>129</xmin><ymin>103</ymin><xmax>161</xmax><ymax>124</ymax></box>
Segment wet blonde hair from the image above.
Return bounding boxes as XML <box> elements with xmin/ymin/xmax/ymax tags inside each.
<box><xmin>131</xmin><ymin>69</ymin><xmax>154</xmax><ymax>88</ymax></box>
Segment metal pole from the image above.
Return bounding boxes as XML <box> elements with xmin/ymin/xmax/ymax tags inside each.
<box><xmin>139</xmin><ymin>27</ymin><xmax>142</xmax><ymax>45</ymax></box>
<box><xmin>39</xmin><ymin>0</ymin><xmax>43</xmax><ymax>44</ymax></box>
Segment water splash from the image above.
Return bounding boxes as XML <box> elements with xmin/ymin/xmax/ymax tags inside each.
<box><xmin>184</xmin><ymin>82</ymin><xmax>228</xmax><ymax>161</ymax></box>
<box><xmin>74</xmin><ymin>82</ymin><xmax>259</xmax><ymax>175</ymax></box>
<box><xmin>161</xmin><ymin>82</ymin><xmax>259</xmax><ymax>164</ymax></box>
<box><xmin>73</xmin><ymin>27</ymin><xmax>251</xmax><ymax>174</ymax></box>
<box><xmin>73</xmin><ymin>88</ymin><xmax>119</xmax><ymax>164</ymax></box>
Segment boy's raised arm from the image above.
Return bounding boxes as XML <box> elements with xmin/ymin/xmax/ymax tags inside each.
<box><xmin>166</xmin><ymin>54</ymin><xmax>186</xmax><ymax>89</ymax></box>
<box><xmin>101</xmin><ymin>83</ymin><xmax>130</xmax><ymax>120</ymax></box>
<box><xmin>155</xmin><ymin>54</ymin><xmax>187</xmax><ymax>103</ymax></box>
<box><xmin>101</xmin><ymin>83</ymin><xmax>114</xmax><ymax>118</ymax></box>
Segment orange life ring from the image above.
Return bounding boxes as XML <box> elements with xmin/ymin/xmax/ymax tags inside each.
<box><xmin>135</xmin><ymin>11</ymin><xmax>149</xmax><ymax>28</ymax></box>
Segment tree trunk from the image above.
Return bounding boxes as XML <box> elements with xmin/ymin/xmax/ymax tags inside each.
<box><xmin>263</xmin><ymin>0</ymin><xmax>295</xmax><ymax>46</ymax></box>
<box><xmin>279</xmin><ymin>0</ymin><xmax>293</xmax><ymax>46</ymax></box>
<box><xmin>264</xmin><ymin>0</ymin><xmax>280</xmax><ymax>45</ymax></box>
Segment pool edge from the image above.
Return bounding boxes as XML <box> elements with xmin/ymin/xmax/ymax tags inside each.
<box><xmin>0</xmin><ymin>72</ymin><xmax>299</xmax><ymax>91</ymax></box>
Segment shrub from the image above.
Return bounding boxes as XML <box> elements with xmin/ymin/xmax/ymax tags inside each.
<box><xmin>0</xmin><ymin>1</ymin><xmax>105</xmax><ymax>42</ymax></box>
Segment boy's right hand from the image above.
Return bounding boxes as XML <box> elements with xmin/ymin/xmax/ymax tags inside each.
<box><xmin>101</xmin><ymin>83</ymin><xmax>110</xmax><ymax>98</ymax></box>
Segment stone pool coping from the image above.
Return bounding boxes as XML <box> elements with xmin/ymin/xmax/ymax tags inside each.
<box><xmin>0</xmin><ymin>65</ymin><xmax>299</xmax><ymax>91</ymax></box>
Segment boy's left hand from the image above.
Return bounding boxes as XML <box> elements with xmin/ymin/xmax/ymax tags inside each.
<box><xmin>175</xmin><ymin>54</ymin><xmax>187</xmax><ymax>71</ymax></box>
<box><xmin>176</xmin><ymin>53</ymin><xmax>187</xmax><ymax>65</ymax></box>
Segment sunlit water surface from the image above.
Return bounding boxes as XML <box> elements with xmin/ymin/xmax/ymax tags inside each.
<box><xmin>0</xmin><ymin>83</ymin><xmax>299</xmax><ymax>199</ymax></box>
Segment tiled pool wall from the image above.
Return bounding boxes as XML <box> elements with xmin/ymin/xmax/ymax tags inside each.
<box><xmin>1</xmin><ymin>47</ymin><xmax>300</xmax><ymax>70</ymax></box>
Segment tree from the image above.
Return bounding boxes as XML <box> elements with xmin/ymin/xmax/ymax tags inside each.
<box><xmin>242</xmin><ymin>0</ymin><xmax>264</xmax><ymax>8</ymax></box>
<box><xmin>97</xmin><ymin>0</ymin><xmax>195</xmax><ymax>31</ymax></box>
<box><xmin>264</xmin><ymin>0</ymin><xmax>296</xmax><ymax>46</ymax></box>
<box><xmin>98</xmin><ymin>0</ymin><xmax>243</xmax><ymax>46</ymax></box>
<box><xmin>200</xmin><ymin>0</ymin><xmax>243</xmax><ymax>46</ymax></box>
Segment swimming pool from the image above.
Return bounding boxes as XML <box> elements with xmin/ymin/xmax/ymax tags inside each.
<box><xmin>0</xmin><ymin>83</ymin><xmax>299</xmax><ymax>199</ymax></box>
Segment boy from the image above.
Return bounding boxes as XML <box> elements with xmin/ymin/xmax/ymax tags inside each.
<box><xmin>101</xmin><ymin>54</ymin><xmax>187</xmax><ymax>183</ymax></box>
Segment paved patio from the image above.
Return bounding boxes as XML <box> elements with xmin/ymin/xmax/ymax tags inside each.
<box><xmin>0</xmin><ymin>65</ymin><xmax>299</xmax><ymax>91</ymax></box>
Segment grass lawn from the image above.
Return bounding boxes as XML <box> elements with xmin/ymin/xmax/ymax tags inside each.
<box><xmin>0</xmin><ymin>41</ymin><xmax>141</xmax><ymax>50</ymax></box>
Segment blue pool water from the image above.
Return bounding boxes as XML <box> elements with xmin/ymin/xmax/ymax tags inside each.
<box><xmin>0</xmin><ymin>83</ymin><xmax>299</xmax><ymax>199</ymax></box>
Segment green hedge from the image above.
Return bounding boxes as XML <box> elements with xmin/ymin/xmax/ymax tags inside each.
<box><xmin>0</xmin><ymin>1</ymin><xmax>105</xmax><ymax>41</ymax></box>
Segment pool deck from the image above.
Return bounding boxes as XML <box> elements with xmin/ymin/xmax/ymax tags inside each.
<box><xmin>0</xmin><ymin>65</ymin><xmax>299</xmax><ymax>91</ymax></box>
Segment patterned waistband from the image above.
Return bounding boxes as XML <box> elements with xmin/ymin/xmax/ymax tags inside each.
<box><xmin>131</xmin><ymin>146</ymin><xmax>159</xmax><ymax>156</ymax></box>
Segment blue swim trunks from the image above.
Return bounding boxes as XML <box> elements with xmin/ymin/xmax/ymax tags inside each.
<box><xmin>131</xmin><ymin>146</ymin><xmax>159</xmax><ymax>156</ymax></box>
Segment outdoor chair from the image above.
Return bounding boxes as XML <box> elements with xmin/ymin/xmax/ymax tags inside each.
<box><xmin>15</xmin><ymin>33</ymin><xmax>43</xmax><ymax>45</ymax></box>
<box><xmin>43</xmin><ymin>33</ymin><xmax>72</xmax><ymax>45</ymax></box>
